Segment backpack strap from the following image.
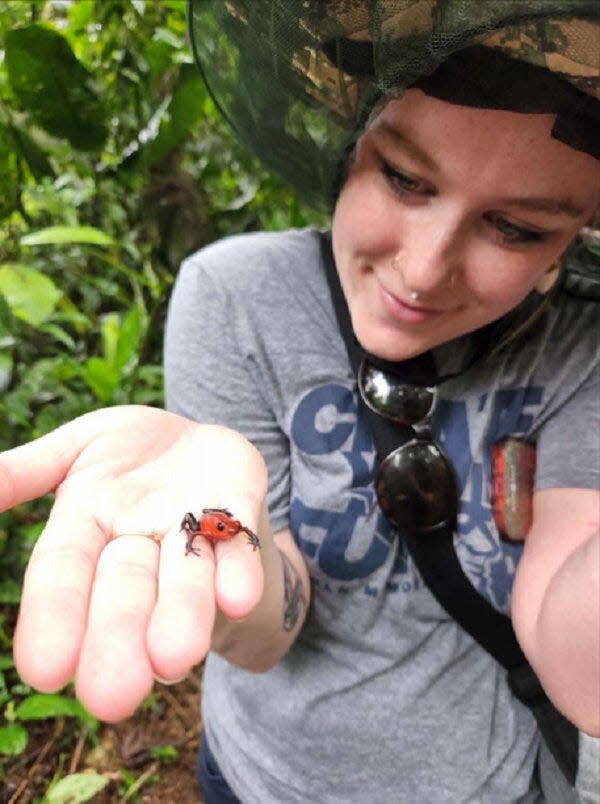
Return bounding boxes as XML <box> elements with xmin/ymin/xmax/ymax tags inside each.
<box><xmin>320</xmin><ymin>231</ymin><xmax>578</xmax><ymax>786</ymax></box>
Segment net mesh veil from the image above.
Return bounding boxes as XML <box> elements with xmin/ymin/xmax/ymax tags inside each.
<box><xmin>188</xmin><ymin>1</ymin><xmax>599</xmax><ymax>207</ymax></box>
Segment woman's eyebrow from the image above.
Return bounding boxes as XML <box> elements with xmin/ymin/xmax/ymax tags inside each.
<box><xmin>376</xmin><ymin>121</ymin><xmax>589</xmax><ymax>218</ymax></box>
<box><xmin>376</xmin><ymin>121</ymin><xmax>439</xmax><ymax>171</ymax></box>
<box><xmin>498</xmin><ymin>196</ymin><xmax>587</xmax><ymax>218</ymax></box>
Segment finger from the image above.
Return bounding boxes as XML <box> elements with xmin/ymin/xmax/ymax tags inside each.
<box><xmin>214</xmin><ymin>535</ymin><xmax>265</xmax><ymax>620</ymax></box>
<box><xmin>146</xmin><ymin>524</ymin><xmax>217</xmax><ymax>681</ymax></box>
<box><xmin>13</xmin><ymin>496</ymin><xmax>106</xmax><ymax>692</ymax></box>
<box><xmin>0</xmin><ymin>416</ymin><xmax>93</xmax><ymax>510</ymax></box>
<box><xmin>75</xmin><ymin>535</ymin><xmax>159</xmax><ymax>722</ymax></box>
<box><xmin>213</xmin><ymin>501</ymin><xmax>266</xmax><ymax>621</ymax></box>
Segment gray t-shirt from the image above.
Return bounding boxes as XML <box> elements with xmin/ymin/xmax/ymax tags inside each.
<box><xmin>164</xmin><ymin>228</ymin><xmax>599</xmax><ymax>804</ymax></box>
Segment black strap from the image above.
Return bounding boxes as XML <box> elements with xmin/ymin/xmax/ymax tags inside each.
<box><xmin>320</xmin><ymin>232</ymin><xmax>578</xmax><ymax>785</ymax></box>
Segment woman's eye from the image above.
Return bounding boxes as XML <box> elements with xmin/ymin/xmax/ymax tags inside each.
<box><xmin>381</xmin><ymin>162</ymin><xmax>426</xmax><ymax>196</ymax></box>
<box><xmin>490</xmin><ymin>215</ymin><xmax>546</xmax><ymax>245</ymax></box>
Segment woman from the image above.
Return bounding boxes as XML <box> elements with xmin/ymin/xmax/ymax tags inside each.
<box><xmin>3</xmin><ymin>2</ymin><xmax>599</xmax><ymax>802</ymax></box>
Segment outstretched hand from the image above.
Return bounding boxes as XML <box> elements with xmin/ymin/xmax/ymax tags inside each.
<box><xmin>1</xmin><ymin>406</ymin><xmax>267</xmax><ymax>721</ymax></box>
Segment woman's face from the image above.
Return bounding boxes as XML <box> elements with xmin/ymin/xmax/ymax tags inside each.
<box><xmin>332</xmin><ymin>89</ymin><xmax>600</xmax><ymax>360</ymax></box>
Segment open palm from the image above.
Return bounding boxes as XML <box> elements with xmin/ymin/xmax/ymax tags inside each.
<box><xmin>1</xmin><ymin>406</ymin><xmax>267</xmax><ymax>721</ymax></box>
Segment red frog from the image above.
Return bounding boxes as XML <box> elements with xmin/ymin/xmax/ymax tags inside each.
<box><xmin>180</xmin><ymin>508</ymin><xmax>260</xmax><ymax>556</ymax></box>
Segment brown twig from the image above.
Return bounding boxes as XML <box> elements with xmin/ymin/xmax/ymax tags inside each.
<box><xmin>68</xmin><ymin>722</ymin><xmax>89</xmax><ymax>775</ymax></box>
<box><xmin>7</xmin><ymin>718</ymin><xmax>65</xmax><ymax>804</ymax></box>
<box><xmin>120</xmin><ymin>760</ymin><xmax>160</xmax><ymax>802</ymax></box>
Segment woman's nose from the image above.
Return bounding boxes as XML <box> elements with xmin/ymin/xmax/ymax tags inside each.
<box><xmin>393</xmin><ymin>214</ymin><xmax>462</xmax><ymax>296</ymax></box>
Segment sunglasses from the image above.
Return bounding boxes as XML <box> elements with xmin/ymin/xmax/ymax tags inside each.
<box><xmin>358</xmin><ymin>358</ymin><xmax>458</xmax><ymax>532</ymax></box>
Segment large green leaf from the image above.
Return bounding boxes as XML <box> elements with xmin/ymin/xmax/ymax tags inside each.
<box><xmin>0</xmin><ymin>264</ymin><xmax>62</xmax><ymax>326</ymax></box>
<box><xmin>21</xmin><ymin>225</ymin><xmax>115</xmax><ymax>247</ymax></box>
<box><xmin>44</xmin><ymin>772</ymin><xmax>109</xmax><ymax>804</ymax></box>
<box><xmin>15</xmin><ymin>693</ymin><xmax>97</xmax><ymax>728</ymax></box>
<box><xmin>5</xmin><ymin>24</ymin><xmax>108</xmax><ymax>151</ymax></box>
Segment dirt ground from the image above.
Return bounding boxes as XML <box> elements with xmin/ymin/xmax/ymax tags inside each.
<box><xmin>2</xmin><ymin>672</ymin><xmax>205</xmax><ymax>803</ymax></box>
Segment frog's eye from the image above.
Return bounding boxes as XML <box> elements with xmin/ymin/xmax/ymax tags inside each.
<box><xmin>217</xmin><ymin>522</ymin><xmax>225</xmax><ymax>531</ymax></box>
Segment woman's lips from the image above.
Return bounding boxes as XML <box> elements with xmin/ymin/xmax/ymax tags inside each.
<box><xmin>378</xmin><ymin>282</ymin><xmax>448</xmax><ymax>323</ymax></box>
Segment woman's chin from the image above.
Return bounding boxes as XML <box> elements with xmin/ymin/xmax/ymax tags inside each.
<box><xmin>353</xmin><ymin>327</ymin><xmax>434</xmax><ymax>362</ymax></box>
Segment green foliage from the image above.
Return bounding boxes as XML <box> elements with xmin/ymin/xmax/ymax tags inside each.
<box><xmin>43</xmin><ymin>771</ymin><xmax>109</xmax><ymax>803</ymax></box>
<box><xmin>0</xmin><ymin>653</ymin><xmax>99</xmax><ymax>758</ymax></box>
<box><xmin>21</xmin><ymin>225</ymin><xmax>116</xmax><ymax>246</ymax></box>
<box><xmin>15</xmin><ymin>692</ymin><xmax>99</xmax><ymax>729</ymax></box>
<box><xmin>0</xmin><ymin>722</ymin><xmax>28</xmax><ymax>755</ymax></box>
<box><xmin>5</xmin><ymin>23</ymin><xmax>108</xmax><ymax>150</ymax></box>
<box><xmin>0</xmin><ymin>0</ymin><xmax>325</xmax><ymax>578</ymax></box>
<box><xmin>0</xmin><ymin>0</ymin><xmax>326</xmax><ymax>786</ymax></box>
<box><xmin>0</xmin><ymin>263</ymin><xmax>62</xmax><ymax>325</ymax></box>
<box><xmin>150</xmin><ymin>743</ymin><xmax>179</xmax><ymax>762</ymax></box>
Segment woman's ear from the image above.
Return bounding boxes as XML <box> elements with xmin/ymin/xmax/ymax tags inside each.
<box><xmin>535</xmin><ymin>263</ymin><xmax>561</xmax><ymax>295</ymax></box>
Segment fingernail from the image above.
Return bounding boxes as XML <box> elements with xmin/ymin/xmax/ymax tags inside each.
<box><xmin>153</xmin><ymin>674</ymin><xmax>187</xmax><ymax>686</ymax></box>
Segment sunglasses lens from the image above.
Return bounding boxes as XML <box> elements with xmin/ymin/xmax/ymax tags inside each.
<box><xmin>375</xmin><ymin>440</ymin><xmax>458</xmax><ymax>531</ymax></box>
<box><xmin>359</xmin><ymin>361</ymin><xmax>434</xmax><ymax>425</ymax></box>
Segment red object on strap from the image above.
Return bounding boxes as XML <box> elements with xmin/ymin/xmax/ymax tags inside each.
<box><xmin>492</xmin><ymin>438</ymin><xmax>536</xmax><ymax>541</ymax></box>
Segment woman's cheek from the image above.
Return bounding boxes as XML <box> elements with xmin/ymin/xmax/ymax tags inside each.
<box><xmin>335</xmin><ymin>180</ymin><xmax>395</xmax><ymax>255</ymax></box>
<box><xmin>465</xmin><ymin>248</ymin><xmax>550</xmax><ymax>309</ymax></box>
